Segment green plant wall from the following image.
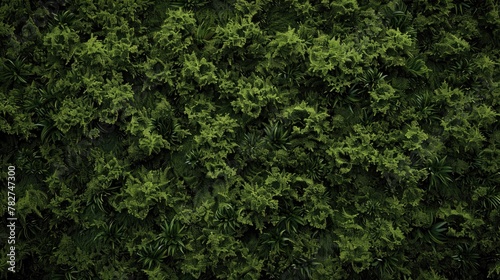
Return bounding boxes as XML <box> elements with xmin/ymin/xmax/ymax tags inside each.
<box><xmin>0</xmin><ymin>0</ymin><xmax>499</xmax><ymax>279</ymax></box>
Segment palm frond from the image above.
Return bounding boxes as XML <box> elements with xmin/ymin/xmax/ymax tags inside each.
<box><xmin>49</xmin><ymin>10</ymin><xmax>75</xmax><ymax>28</ymax></box>
<box><xmin>263</xmin><ymin>121</ymin><xmax>290</xmax><ymax>150</ymax></box>
<box><xmin>281</xmin><ymin>257</ymin><xmax>320</xmax><ymax>280</ymax></box>
<box><xmin>259</xmin><ymin>228</ymin><xmax>294</xmax><ymax>256</ymax></box>
<box><xmin>405</xmin><ymin>54</ymin><xmax>429</xmax><ymax>77</ymax></box>
<box><xmin>93</xmin><ymin>221</ymin><xmax>127</xmax><ymax>251</ymax></box>
<box><xmin>137</xmin><ymin>243</ymin><xmax>167</xmax><ymax>270</ymax></box>
<box><xmin>155</xmin><ymin>218</ymin><xmax>187</xmax><ymax>256</ymax></box>
<box><xmin>0</xmin><ymin>57</ymin><xmax>31</xmax><ymax>86</ymax></box>
<box><xmin>380</xmin><ymin>0</ymin><xmax>412</xmax><ymax>32</ymax></box>
<box><xmin>240</xmin><ymin>130</ymin><xmax>266</xmax><ymax>159</ymax></box>
<box><xmin>484</xmin><ymin>193</ymin><xmax>500</xmax><ymax>209</ymax></box>
<box><xmin>359</xmin><ymin>68</ymin><xmax>387</xmax><ymax>90</ymax></box>
<box><xmin>427</xmin><ymin>156</ymin><xmax>453</xmax><ymax>189</ymax></box>
<box><xmin>409</xmin><ymin>90</ymin><xmax>441</xmax><ymax>125</ymax></box>
<box><xmin>452</xmin><ymin>244</ymin><xmax>480</xmax><ymax>272</ymax></box>
<box><xmin>214</xmin><ymin>203</ymin><xmax>239</xmax><ymax>234</ymax></box>
<box><xmin>428</xmin><ymin>221</ymin><xmax>448</xmax><ymax>244</ymax></box>
<box><xmin>185</xmin><ymin>147</ymin><xmax>204</xmax><ymax>167</ymax></box>
<box><xmin>302</xmin><ymin>155</ymin><xmax>325</xmax><ymax>181</ymax></box>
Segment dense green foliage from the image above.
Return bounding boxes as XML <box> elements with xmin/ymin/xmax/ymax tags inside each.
<box><xmin>1</xmin><ymin>0</ymin><xmax>500</xmax><ymax>279</ymax></box>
